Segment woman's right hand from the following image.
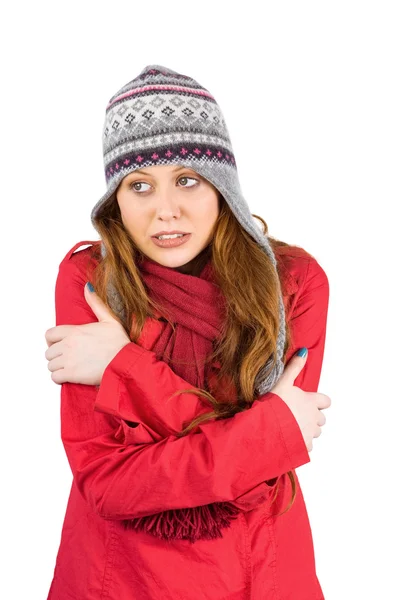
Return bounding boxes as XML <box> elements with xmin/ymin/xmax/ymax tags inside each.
<box><xmin>270</xmin><ymin>349</ymin><xmax>331</xmax><ymax>452</ymax></box>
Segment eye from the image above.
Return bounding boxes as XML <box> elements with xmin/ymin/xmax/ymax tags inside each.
<box><xmin>178</xmin><ymin>176</ymin><xmax>198</xmax><ymax>188</ymax></box>
<box><xmin>129</xmin><ymin>181</ymin><xmax>151</xmax><ymax>193</ymax></box>
<box><xmin>128</xmin><ymin>175</ymin><xmax>198</xmax><ymax>194</ymax></box>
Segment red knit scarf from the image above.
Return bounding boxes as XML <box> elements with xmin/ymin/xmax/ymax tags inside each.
<box><xmin>121</xmin><ymin>255</ymin><xmax>242</xmax><ymax>543</ymax></box>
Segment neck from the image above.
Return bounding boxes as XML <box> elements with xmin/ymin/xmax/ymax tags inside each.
<box><xmin>173</xmin><ymin>246</ymin><xmax>211</xmax><ymax>276</ymax></box>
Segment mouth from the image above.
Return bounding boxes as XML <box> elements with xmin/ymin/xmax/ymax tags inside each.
<box><xmin>151</xmin><ymin>233</ymin><xmax>192</xmax><ymax>248</ymax></box>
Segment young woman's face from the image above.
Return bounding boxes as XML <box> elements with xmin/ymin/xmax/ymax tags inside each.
<box><xmin>116</xmin><ymin>164</ymin><xmax>220</xmax><ymax>272</ymax></box>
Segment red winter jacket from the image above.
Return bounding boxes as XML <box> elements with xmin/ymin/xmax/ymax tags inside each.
<box><xmin>47</xmin><ymin>240</ymin><xmax>329</xmax><ymax>600</ymax></box>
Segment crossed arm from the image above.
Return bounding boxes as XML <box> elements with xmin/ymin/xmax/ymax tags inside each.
<box><xmin>55</xmin><ymin>251</ymin><xmax>329</xmax><ymax>520</ymax></box>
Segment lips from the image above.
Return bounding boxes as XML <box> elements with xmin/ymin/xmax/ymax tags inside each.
<box><xmin>151</xmin><ymin>233</ymin><xmax>192</xmax><ymax>248</ymax></box>
<box><xmin>152</xmin><ymin>231</ymin><xmax>189</xmax><ymax>238</ymax></box>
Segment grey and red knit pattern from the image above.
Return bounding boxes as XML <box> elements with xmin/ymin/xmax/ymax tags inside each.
<box><xmin>90</xmin><ymin>65</ymin><xmax>241</xmax><ymax>227</ymax></box>
<box><xmin>102</xmin><ymin>68</ymin><xmax>236</xmax><ymax>184</ymax></box>
<box><xmin>90</xmin><ymin>64</ymin><xmax>287</xmax><ymax>395</ymax></box>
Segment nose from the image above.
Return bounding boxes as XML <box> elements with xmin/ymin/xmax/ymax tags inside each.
<box><xmin>155</xmin><ymin>188</ymin><xmax>182</xmax><ymax>220</ymax></box>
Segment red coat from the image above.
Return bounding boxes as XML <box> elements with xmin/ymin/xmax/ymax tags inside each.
<box><xmin>47</xmin><ymin>240</ymin><xmax>329</xmax><ymax>600</ymax></box>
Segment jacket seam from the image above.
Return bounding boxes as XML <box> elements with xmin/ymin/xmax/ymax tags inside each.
<box><xmin>291</xmin><ymin>257</ymin><xmax>312</xmax><ymax>314</ymax></box>
<box><xmin>100</xmin><ymin>520</ymin><xmax>118</xmax><ymax>599</ymax></box>
<box><xmin>281</xmin><ymin>257</ymin><xmax>310</xmax><ymax>322</ymax></box>
<box><xmin>267</xmin><ymin>400</ymin><xmax>295</xmax><ymax>471</ymax></box>
<box><xmin>98</xmin><ymin>375</ymin><xmax>126</xmax><ymax>518</ymax></box>
<box><xmin>263</xmin><ymin>513</ymin><xmax>282</xmax><ymax>600</ymax></box>
<box><xmin>238</xmin><ymin>512</ymin><xmax>253</xmax><ymax>600</ymax></box>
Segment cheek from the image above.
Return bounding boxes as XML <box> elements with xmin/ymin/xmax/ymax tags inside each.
<box><xmin>194</xmin><ymin>208</ymin><xmax>216</xmax><ymax>230</ymax></box>
<box><xmin>196</xmin><ymin>193</ymin><xmax>220</xmax><ymax>221</ymax></box>
<box><xmin>204</xmin><ymin>201</ymin><xmax>220</xmax><ymax>227</ymax></box>
<box><xmin>120</xmin><ymin>204</ymin><xmax>147</xmax><ymax>230</ymax></box>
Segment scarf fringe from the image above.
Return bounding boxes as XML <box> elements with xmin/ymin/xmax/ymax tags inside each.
<box><xmin>121</xmin><ymin>502</ymin><xmax>242</xmax><ymax>543</ymax></box>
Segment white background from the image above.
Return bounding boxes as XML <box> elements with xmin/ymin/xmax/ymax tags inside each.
<box><xmin>1</xmin><ymin>1</ymin><xmax>399</xmax><ymax>598</ymax></box>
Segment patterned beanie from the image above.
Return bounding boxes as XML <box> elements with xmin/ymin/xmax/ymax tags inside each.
<box><xmin>90</xmin><ymin>64</ymin><xmax>286</xmax><ymax>395</ymax></box>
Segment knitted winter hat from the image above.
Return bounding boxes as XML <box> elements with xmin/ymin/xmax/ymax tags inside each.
<box><xmin>90</xmin><ymin>64</ymin><xmax>286</xmax><ymax>395</ymax></box>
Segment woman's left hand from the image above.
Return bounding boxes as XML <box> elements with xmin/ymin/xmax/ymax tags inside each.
<box><xmin>45</xmin><ymin>282</ymin><xmax>131</xmax><ymax>386</ymax></box>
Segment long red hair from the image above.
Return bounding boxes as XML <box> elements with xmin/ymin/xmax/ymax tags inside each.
<box><xmin>84</xmin><ymin>190</ymin><xmax>308</xmax><ymax>516</ymax></box>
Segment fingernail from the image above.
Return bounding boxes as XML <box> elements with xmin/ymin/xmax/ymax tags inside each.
<box><xmin>86</xmin><ymin>282</ymin><xmax>95</xmax><ymax>292</ymax></box>
<box><xmin>297</xmin><ymin>347</ymin><xmax>308</xmax><ymax>357</ymax></box>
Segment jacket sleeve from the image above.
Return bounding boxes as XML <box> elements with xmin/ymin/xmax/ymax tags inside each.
<box><xmin>55</xmin><ymin>249</ymin><xmax>329</xmax><ymax>520</ymax></box>
<box><xmin>284</xmin><ymin>255</ymin><xmax>330</xmax><ymax>390</ymax></box>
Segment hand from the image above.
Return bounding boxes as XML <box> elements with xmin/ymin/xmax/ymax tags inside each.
<box><xmin>44</xmin><ymin>282</ymin><xmax>131</xmax><ymax>386</ymax></box>
<box><xmin>270</xmin><ymin>350</ymin><xmax>331</xmax><ymax>452</ymax></box>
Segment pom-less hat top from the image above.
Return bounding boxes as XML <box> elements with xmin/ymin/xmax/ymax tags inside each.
<box><xmin>90</xmin><ymin>64</ymin><xmax>286</xmax><ymax>395</ymax></box>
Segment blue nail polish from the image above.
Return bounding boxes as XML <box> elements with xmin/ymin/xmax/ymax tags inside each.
<box><xmin>297</xmin><ymin>347</ymin><xmax>308</xmax><ymax>357</ymax></box>
<box><xmin>87</xmin><ymin>282</ymin><xmax>95</xmax><ymax>292</ymax></box>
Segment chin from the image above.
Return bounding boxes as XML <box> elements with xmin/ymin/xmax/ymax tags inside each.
<box><xmin>142</xmin><ymin>237</ymin><xmax>211</xmax><ymax>273</ymax></box>
<box><xmin>152</xmin><ymin>252</ymin><xmax>196</xmax><ymax>268</ymax></box>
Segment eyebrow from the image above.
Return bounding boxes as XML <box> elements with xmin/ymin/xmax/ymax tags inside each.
<box><xmin>127</xmin><ymin>166</ymin><xmax>195</xmax><ymax>177</ymax></box>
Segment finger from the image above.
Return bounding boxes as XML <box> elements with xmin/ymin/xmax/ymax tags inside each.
<box><xmin>317</xmin><ymin>410</ymin><xmax>326</xmax><ymax>426</ymax></box>
<box><xmin>84</xmin><ymin>283</ymin><xmax>116</xmax><ymax>323</ymax></box>
<box><xmin>282</xmin><ymin>350</ymin><xmax>308</xmax><ymax>384</ymax></box>
<box><xmin>47</xmin><ymin>356</ymin><xmax>65</xmax><ymax>373</ymax></box>
<box><xmin>314</xmin><ymin>426</ymin><xmax>322</xmax><ymax>438</ymax></box>
<box><xmin>45</xmin><ymin>325</ymin><xmax>76</xmax><ymax>346</ymax></box>
<box><xmin>315</xmin><ymin>393</ymin><xmax>331</xmax><ymax>410</ymax></box>
<box><xmin>45</xmin><ymin>342</ymin><xmax>63</xmax><ymax>362</ymax></box>
<box><xmin>306</xmin><ymin>391</ymin><xmax>331</xmax><ymax>410</ymax></box>
<box><xmin>51</xmin><ymin>368</ymin><xmax>67</xmax><ymax>385</ymax></box>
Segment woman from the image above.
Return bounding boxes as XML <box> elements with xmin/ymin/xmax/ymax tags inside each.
<box><xmin>45</xmin><ymin>64</ymin><xmax>330</xmax><ymax>599</ymax></box>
